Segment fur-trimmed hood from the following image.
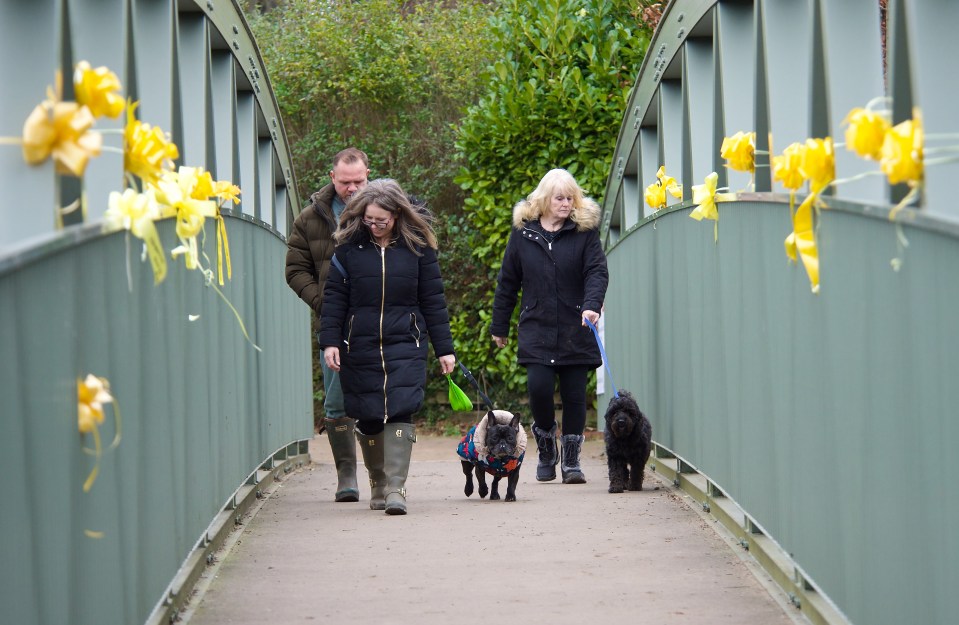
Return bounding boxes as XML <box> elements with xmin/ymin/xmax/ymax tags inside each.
<box><xmin>511</xmin><ymin>196</ymin><xmax>601</xmax><ymax>231</ymax></box>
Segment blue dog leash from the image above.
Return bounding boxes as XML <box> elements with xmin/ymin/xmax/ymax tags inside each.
<box><xmin>584</xmin><ymin>318</ymin><xmax>620</xmax><ymax>398</ymax></box>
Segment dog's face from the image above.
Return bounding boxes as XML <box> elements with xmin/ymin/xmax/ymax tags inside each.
<box><xmin>486</xmin><ymin>412</ymin><xmax>521</xmax><ymax>460</ymax></box>
<box><xmin>605</xmin><ymin>392</ymin><xmax>643</xmax><ymax>439</ymax></box>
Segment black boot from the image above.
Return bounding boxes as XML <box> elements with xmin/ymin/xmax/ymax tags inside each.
<box><xmin>560</xmin><ymin>434</ymin><xmax>586</xmax><ymax>484</ymax></box>
<box><xmin>531</xmin><ymin>424</ymin><xmax>559</xmax><ymax>482</ymax></box>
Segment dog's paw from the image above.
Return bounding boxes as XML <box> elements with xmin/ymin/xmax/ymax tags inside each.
<box><xmin>505</xmin><ymin>493</ymin><xmax>516</xmax><ymax>502</ymax></box>
<box><xmin>478</xmin><ymin>484</ymin><xmax>488</xmax><ymax>499</ymax></box>
<box><xmin>608</xmin><ymin>482</ymin><xmax>625</xmax><ymax>494</ymax></box>
<box><xmin>490</xmin><ymin>491</ymin><xmax>500</xmax><ymax>501</ymax></box>
<box><xmin>464</xmin><ymin>482</ymin><xmax>474</xmax><ymax>497</ymax></box>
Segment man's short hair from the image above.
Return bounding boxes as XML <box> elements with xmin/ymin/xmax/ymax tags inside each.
<box><xmin>333</xmin><ymin>147</ymin><xmax>369</xmax><ymax>169</ymax></box>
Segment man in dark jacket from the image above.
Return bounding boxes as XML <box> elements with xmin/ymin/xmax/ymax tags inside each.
<box><xmin>285</xmin><ymin>147</ymin><xmax>369</xmax><ymax>502</ymax></box>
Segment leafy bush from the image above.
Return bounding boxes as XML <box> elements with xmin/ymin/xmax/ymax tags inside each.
<box><xmin>248</xmin><ymin>0</ymin><xmax>497</xmax><ymax>205</ymax></box>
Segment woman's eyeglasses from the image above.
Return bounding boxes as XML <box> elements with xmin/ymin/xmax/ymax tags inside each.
<box><xmin>362</xmin><ymin>217</ymin><xmax>392</xmax><ymax>229</ymax></box>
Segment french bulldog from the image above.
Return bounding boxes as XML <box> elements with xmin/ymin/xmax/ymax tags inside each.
<box><xmin>456</xmin><ymin>410</ymin><xmax>525</xmax><ymax>502</ymax></box>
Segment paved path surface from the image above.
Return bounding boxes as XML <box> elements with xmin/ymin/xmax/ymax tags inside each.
<box><xmin>183</xmin><ymin>433</ymin><xmax>806</xmax><ymax>625</ymax></box>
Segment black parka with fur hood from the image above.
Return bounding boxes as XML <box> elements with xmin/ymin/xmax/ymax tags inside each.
<box><xmin>319</xmin><ymin>235</ymin><xmax>455</xmax><ymax>422</ymax></box>
<box><xmin>490</xmin><ymin>199</ymin><xmax>609</xmax><ymax>368</ymax></box>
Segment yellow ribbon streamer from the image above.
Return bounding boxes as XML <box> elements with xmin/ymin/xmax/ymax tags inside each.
<box><xmin>784</xmin><ymin>193</ymin><xmax>820</xmax><ymax>293</ymax></box>
<box><xmin>141</xmin><ymin>220</ymin><xmax>168</xmax><ymax>284</ymax></box>
<box><xmin>216</xmin><ymin>215</ymin><xmax>232</xmax><ymax>286</ymax></box>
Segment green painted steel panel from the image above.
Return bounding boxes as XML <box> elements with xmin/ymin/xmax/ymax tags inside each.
<box><xmin>0</xmin><ymin>1</ymin><xmax>308</xmax><ymax>623</ymax></box>
<box><xmin>603</xmin><ymin>1</ymin><xmax>959</xmax><ymax>623</ymax></box>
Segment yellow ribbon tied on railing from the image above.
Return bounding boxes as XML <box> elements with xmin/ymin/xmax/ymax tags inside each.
<box><xmin>689</xmin><ymin>172</ymin><xmax>735</xmax><ymax>242</ymax></box>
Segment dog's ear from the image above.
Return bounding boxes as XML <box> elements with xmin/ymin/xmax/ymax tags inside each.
<box><xmin>485</xmin><ymin>410</ymin><xmax>495</xmax><ymax>425</ymax></box>
<box><xmin>509</xmin><ymin>414</ymin><xmax>520</xmax><ymax>430</ymax></box>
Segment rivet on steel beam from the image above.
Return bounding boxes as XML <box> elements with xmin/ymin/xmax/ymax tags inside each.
<box><xmin>272</xmin><ymin>117</ymin><xmax>278</xmax><ymax>128</ymax></box>
<box><xmin>233</xmin><ymin>25</ymin><xmax>240</xmax><ymax>35</ymax></box>
<box><xmin>677</xmin><ymin>13</ymin><xmax>684</xmax><ymax>23</ymax></box>
<box><xmin>207</xmin><ymin>0</ymin><xmax>214</xmax><ymax>10</ymax></box>
<box><xmin>232</xmin><ymin>40</ymin><xmax>239</xmax><ymax>51</ymax></box>
<box><xmin>677</xmin><ymin>28</ymin><xmax>685</xmax><ymax>39</ymax></box>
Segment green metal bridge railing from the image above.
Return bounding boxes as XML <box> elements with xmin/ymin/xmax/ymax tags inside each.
<box><xmin>0</xmin><ymin>2</ymin><xmax>312</xmax><ymax>624</ymax></box>
<box><xmin>601</xmin><ymin>2</ymin><xmax>958</xmax><ymax>625</ymax></box>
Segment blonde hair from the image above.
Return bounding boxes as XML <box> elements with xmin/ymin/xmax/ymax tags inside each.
<box><xmin>335</xmin><ymin>179</ymin><xmax>437</xmax><ymax>253</ymax></box>
<box><xmin>512</xmin><ymin>168</ymin><xmax>600</xmax><ymax>230</ymax></box>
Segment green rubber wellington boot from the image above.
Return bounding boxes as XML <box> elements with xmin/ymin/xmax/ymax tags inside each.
<box><xmin>324</xmin><ymin>417</ymin><xmax>359</xmax><ymax>502</ymax></box>
<box><xmin>356</xmin><ymin>430</ymin><xmax>386</xmax><ymax>510</ymax></box>
<box><xmin>384</xmin><ymin>423</ymin><xmax>416</xmax><ymax>516</ymax></box>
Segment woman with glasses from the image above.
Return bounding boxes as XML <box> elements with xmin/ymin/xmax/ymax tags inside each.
<box><xmin>319</xmin><ymin>179</ymin><xmax>456</xmax><ymax>515</ymax></box>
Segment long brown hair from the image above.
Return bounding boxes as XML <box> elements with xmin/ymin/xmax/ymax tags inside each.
<box><xmin>335</xmin><ymin>179</ymin><xmax>437</xmax><ymax>254</ymax></box>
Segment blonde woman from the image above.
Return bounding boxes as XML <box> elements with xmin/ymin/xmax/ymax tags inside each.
<box><xmin>490</xmin><ymin>169</ymin><xmax>609</xmax><ymax>484</ymax></box>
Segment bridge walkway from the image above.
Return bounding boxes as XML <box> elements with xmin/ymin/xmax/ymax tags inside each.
<box><xmin>183</xmin><ymin>434</ymin><xmax>805</xmax><ymax>625</ymax></box>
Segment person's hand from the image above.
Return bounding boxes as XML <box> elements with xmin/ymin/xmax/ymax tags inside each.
<box><xmin>324</xmin><ymin>346</ymin><xmax>341</xmax><ymax>372</ymax></box>
<box><xmin>492</xmin><ymin>335</ymin><xmax>508</xmax><ymax>349</ymax></box>
<box><xmin>581</xmin><ymin>309</ymin><xmax>600</xmax><ymax>326</ymax></box>
<box><xmin>438</xmin><ymin>354</ymin><xmax>456</xmax><ymax>375</ymax></box>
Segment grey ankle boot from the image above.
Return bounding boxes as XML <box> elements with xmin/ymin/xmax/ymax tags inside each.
<box><xmin>531</xmin><ymin>424</ymin><xmax>559</xmax><ymax>482</ymax></box>
<box><xmin>384</xmin><ymin>423</ymin><xmax>416</xmax><ymax>515</ymax></box>
<box><xmin>560</xmin><ymin>434</ymin><xmax>586</xmax><ymax>484</ymax></box>
<box><xmin>325</xmin><ymin>417</ymin><xmax>359</xmax><ymax>502</ymax></box>
<box><xmin>356</xmin><ymin>430</ymin><xmax>386</xmax><ymax>510</ymax></box>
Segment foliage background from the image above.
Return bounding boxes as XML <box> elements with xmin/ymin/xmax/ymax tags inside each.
<box><xmin>248</xmin><ymin>0</ymin><xmax>653</xmax><ymax>431</ymax></box>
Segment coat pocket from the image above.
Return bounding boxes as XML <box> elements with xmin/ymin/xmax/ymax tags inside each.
<box><xmin>409</xmin><ymin>312</ymin><xmax>422</xmax><ymax>348</ymax></box>
<box><xmin>344</xmin><ymin>315</ymin><xmax>355</xmax><ymax>353</ymax></box>
<box><xmin>519</xmin><ymin>298</ymin><xmax>538</xmax><ymax>322</ymax></box>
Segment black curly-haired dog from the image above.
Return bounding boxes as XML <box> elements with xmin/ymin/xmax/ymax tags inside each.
<box><xmin>604</xmin><ymin>390</ymin><xmax>652</xmax><ymax>493</ymax></box>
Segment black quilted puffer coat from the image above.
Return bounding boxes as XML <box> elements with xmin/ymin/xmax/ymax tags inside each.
<box><xmin>490</xmin><ymin>202</ymin><xmax>609</xmax><ymax>368</ymax></box>
<box><xmin>319</xmin><ymin>236</ymin><xmax>455</xmax><ymax>422</ymax></box>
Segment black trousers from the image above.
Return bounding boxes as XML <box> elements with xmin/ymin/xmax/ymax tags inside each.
<box><xmin>525</xmin><ymin>363</ymin><xmax>588</xmax><ymax>436</ymax></box>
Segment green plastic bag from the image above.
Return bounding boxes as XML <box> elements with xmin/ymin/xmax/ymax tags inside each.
<box><xmin>447</xmin><ymin>374</ymin><xmax>473</xmax><ymax>411</ymax></box>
